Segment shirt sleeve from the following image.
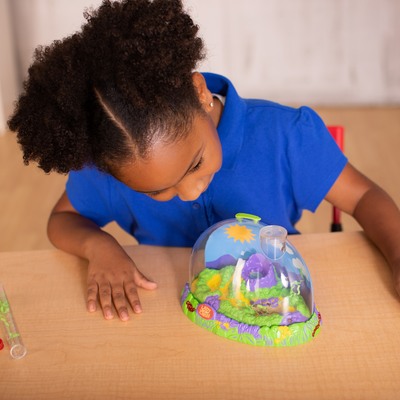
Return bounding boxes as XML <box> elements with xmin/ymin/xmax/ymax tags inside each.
<box><xmin>66</xmin><ymin>167</ymin><xmax>114</xmax><ymax>228</ymax></box>
<box><xmin>287</xmin><ymin>106</ymin><xmax>348</xmax><ymax>212</ymax></box>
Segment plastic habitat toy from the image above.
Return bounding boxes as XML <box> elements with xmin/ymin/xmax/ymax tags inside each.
<box><xmin>181</xmin><ymin>213</ymin><xmax>321</xmax><ymax>347</ymax></box>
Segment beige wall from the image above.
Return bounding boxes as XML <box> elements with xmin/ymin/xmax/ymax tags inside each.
<box><xmin>192</xmin><ymin>0</ymin><xmax>400</xmax><ymax>105</ymax></box>
<box><xmin>1</xmin><ymin>0</ymin><xmax>400</xmax><ymax>130</ymax></box>
<box><xmin>0</xmin><ymin>0</ymin><xmax>19</xmax><ymax>133</ymax></box>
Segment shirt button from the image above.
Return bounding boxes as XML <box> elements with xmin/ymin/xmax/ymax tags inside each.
<box><xmin>192</xmin><ymin>202</ymin><xmax>201</xmax><ymax>210</ymax></box>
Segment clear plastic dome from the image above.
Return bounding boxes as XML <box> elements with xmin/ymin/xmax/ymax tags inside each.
<box><xmin>181</xmin><ymin>214</ymin><xmax>322</xmax><ymax>347</ymax></box>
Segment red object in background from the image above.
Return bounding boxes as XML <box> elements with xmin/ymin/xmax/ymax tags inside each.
<box><xmin>0</xmin><ymin>339</ymin><xmax>4</xmax><ymax>350</ymax></box>
<box><xmin>327</xmin><ymin>126</ymin><xmax>345</xmax><ymax>232</ymax></box>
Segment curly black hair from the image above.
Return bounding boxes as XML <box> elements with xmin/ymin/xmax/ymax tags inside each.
<box><xmin>7</xmin><ymin>0</ymin><xmax>205</xmax><ymax>175</ymax></box>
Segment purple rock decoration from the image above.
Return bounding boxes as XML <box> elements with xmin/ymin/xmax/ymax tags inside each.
<box><xmin>237</xmin><ymin>323</ymin><xmax>261</xmax><ymax>339</ymax></box>
<box><xmin>280</xmin><ymin>311</ymin><xmax>309</xmax><ymax>325</ymax></box>
<box><xmin>215</xmin><ymin>312</ymin><xmax>261</xmax><ymax>339</ymax></box>
<box><xmin>241</xmin><ymin>254</ymin><xmax>277</xmax><ymax>291</ymax></box>
<box><xmin>215</xmin><ymin>313</ymin><xmax>232</xmax><ymax>325</ymax></box>
<box><xmin>181</xmin><ymin>283</ymin><xmax>190</xmax><ymax>305</ymax></box>
<box><xmin>205</xmin><ymin>294</ymin><xmax>221</xmax><ymax>310</ymax></box>
<box><xmin>206</xmin><ymin>254</ymin><xmax>237</xmax><ymax>270</ymax></box>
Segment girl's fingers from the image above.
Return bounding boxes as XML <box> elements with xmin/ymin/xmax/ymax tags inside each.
<box><xmin>127</xmin><ymin>266</ymin><xmax>158</xmax><ymax>313</ymax></box>
<box><xmin>98</xmin><ymin>282</ymin><xmax>114</xmax><ymax>320</ymax></box>
<box><xmin>86</xmin><ymin>262</ymin><xmax>157</xmax><ymax>321</ymax></box>
<box><xmin>87</xmin><ymin>279</ymin><xmax>99</xmax><ymax>313</ymax></box>
<box><xmin>124</xmin><ymin>281</ymin><xmax>142</xmax><ymax>314</ymax></box>
<box><xmin>124</xmin><ymin>265</ymin><xmax>157</xmax><ymax>315</ymax></box>
<box><xmin>111</xmin><ymin>283</ymin><xmax>130</xmax><ymax>321</ymax></box>
<box><xmin>132</xmin><ymin>266</ymin><xmax>158</xmax><ymax>291</ymax></box>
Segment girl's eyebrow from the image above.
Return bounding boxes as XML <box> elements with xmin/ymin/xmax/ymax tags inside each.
<box><xmin>135</xmin><ymin>146</ymin><xmax>203</xmax><ymax>194</ymax></box>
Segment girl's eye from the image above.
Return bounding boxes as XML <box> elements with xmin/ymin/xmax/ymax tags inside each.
<box><xmin>147</xmin><ymin>156</ymin><xmax>204</xmax><ymax>197</ymax></box>
<box><xmin>190</xmin><ymin>156</ymin><xmax>204</xmax><ymax>173</ymax></box>
<box><xmin>147</xmin><ymin>190</ymin><xmax>164</xmax><ymax>197</ymax></box>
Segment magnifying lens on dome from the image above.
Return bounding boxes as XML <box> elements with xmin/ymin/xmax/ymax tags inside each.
<box><xmin>259</xmin><ymin>225</ymin><xmax>287</xmax><ymax>260</ymax></box>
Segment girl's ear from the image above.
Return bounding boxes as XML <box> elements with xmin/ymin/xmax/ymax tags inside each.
<box><xmin>192</xmin><ymin>72</ymin><xmax>214</xmax><ymax>113</ymax></box>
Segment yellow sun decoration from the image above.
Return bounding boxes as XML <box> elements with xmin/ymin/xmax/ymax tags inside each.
<box><xmin>224</xmin><ymin>224</ymin><xmax>256</xmax><ymax>244</ymax></box>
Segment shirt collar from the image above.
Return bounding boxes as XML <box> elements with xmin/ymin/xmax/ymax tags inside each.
<box><xmin>203</xmin><ymin>73</ymin><xmax>246</xmax><ymax>171</ymax></box>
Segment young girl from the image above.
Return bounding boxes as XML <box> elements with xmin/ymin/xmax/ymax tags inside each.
<box><xmin>8</xmin><ymin>0</ymin><xmax>400</xmax><ymax>322</ymax></box>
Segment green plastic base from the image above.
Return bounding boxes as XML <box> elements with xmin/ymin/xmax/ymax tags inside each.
<box><xmin>181</xmin><ymin>286</ymin><xmax>321</xmax><ymax>347</ymax></box>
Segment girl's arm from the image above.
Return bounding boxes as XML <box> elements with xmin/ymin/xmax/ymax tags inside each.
<box><xmin>47</xmin><ymin>191</ymin><xmax>157</xmax><ymax>321</ymax></box>
<box><xmin>325</xmin><ymin>163</ymin><xmax>400</xmax><ymax>296</ymax></box>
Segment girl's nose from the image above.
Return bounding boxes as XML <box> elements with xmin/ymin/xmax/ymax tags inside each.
<box><xmin>176</xmin><ymin>178</ymin><xmax>205</xmax><ymax>202</ymax></box>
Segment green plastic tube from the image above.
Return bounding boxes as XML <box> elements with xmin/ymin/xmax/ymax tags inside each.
<box><xmin>0</xmin><ymin>284</ymin><xmax>26</xmax><ymax>359</ymax></box>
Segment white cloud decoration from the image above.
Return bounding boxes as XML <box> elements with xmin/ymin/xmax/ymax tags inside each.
<box><xmin>286</xmin><ymin>246</ymin><xmax>294</xmax><ymax>255</ymax></box>
<box><xmin>291</xmin><ymin>257</ymin><xmax>310</xmax><ymax>281</ymax></box>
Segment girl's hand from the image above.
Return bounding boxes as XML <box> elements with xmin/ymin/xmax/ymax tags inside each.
<box><xmin>86</xmin><ymin>246</ymin><xmax>157</xmax><ymax>321</ymax></box>
<box><xmin>48</xmin><ymin>191</ymin><xmax>158</xmax><ymax>321</ymax></box>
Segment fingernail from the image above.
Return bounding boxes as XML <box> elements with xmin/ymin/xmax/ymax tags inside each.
<box><xmin>88</xmin><ymin>305</ymin><xmax>95</xmax><ymax>312</ymax></box>
<box><xmin>121</xmin><ymin>311</ymin><xmax>129</xmax><ymax>319</ymax></box>
<box><xmin>106</xmin><ymin>310</ymin><xmax>113</xmax><ymax>318</ymax></box>
<box><xmin>134</xmin><ymin>305</ymin><xmax>142</xmax><ymax>313</ymax></box>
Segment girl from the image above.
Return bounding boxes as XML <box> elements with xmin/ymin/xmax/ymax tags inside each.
<box><xmin>8</xmin><ymin>0</ymin><xmax>400</xmax><ymax>322</ymax></box>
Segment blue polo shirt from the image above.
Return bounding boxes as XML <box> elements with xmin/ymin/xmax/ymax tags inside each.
<box><xmin>66</xmin><ymin>73</ymin><xmax>347</xmax><ymax>247</ymax></box>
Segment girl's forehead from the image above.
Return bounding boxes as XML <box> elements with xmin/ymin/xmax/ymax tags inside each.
<box><xmin>118</xmin><ymin>116</ymin><xmax>212</xmax><ymax>191</ymax></box>
<box><xmin>147</xmin><ymin>112</ymin><xmax>215</xmax><ymax>161</ymax></box>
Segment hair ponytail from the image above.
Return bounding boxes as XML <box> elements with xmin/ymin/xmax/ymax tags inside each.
<box><xmin>8</xmin><ymin>34</ymin><xmax>96</xmax><ymax>173</ymax></box>
<box><xmin>8</xmin><ymin>0</ymin><xmax>205</xmax><ymax>174</ymax></box>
